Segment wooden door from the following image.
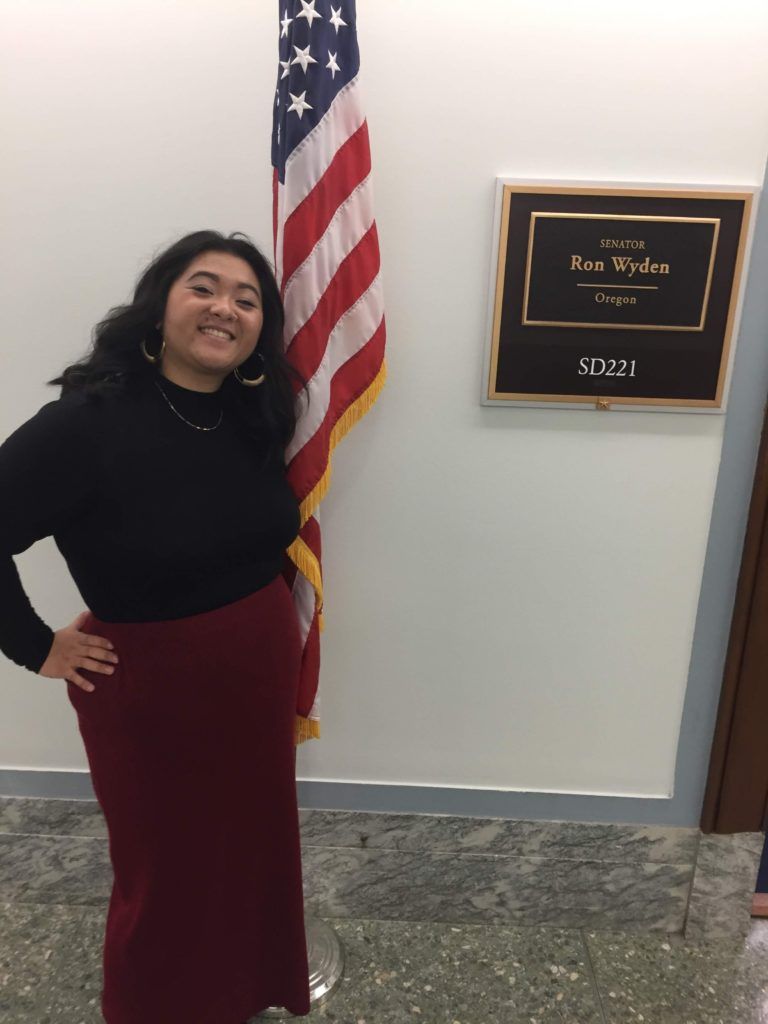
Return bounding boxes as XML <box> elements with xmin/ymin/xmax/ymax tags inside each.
<box><xmin>702</xmin><ymin>398</ymin><xmax>768</xmax><ymax>833</ymax></box>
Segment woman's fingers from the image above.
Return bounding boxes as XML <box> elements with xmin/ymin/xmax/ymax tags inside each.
<box><xmin>83</xmin><ymin>636</ymin><xmax>119</xmax><ymax>666</ymax></box>
<box><xmin>84</xmin><ymin>632</ymin><xmax>116</xmax><ymax>656</ymax></box>
<box><xmin>69</xmin><ymin>635</ymin><xmax>119</xmax><ymax>693</ymax></box>
<box><xmin>41</xmin><ymin>625</ymin><xmax>119</xmax><ymax>685</ymax></box>
<box><xmin>81</xmin><ymin>654</ymin><xmax>116</xmax><ymax>674</ymax></box>
<box><xmin>68</xmin><ymin>672</ymin><xmax>95</xmax><ymax>693</ymax></box>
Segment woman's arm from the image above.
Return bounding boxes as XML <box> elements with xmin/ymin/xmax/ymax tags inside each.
<box><xmin>0</xmin><ymin>393</ymin><xmax>98</xmax><ymax>672</ymax></box>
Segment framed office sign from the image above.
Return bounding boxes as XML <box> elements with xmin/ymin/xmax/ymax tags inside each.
<box><xmin>482</xmin><ymin>180</ymin><xmax>756</xmax><ymax>411</ymax></box>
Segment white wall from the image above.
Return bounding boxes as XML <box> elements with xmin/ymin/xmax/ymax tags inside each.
<box><xmin>2</xmin><ymin>0</ymin><xmax>768</xmax><ymax>800</ymax></box>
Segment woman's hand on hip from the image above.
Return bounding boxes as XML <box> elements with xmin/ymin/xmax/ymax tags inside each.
<box><xmin>38</xmin><ymin>611</ymin><xmax>119</xmax><ymax>692</ymax></box>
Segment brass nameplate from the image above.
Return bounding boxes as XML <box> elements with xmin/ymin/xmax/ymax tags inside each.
<box><xmin>486</xmin><ymin>183</ymin><xmax>753</xmax><ymax>409</ymax></box>
<box><xmin>522</xmin><ymin>213</ymin><xmax>719</xmax><ymax>332</ymax></box>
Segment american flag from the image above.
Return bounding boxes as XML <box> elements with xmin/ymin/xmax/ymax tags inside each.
<box><xmin>272</xmin><ymin>0</ymin><xmax>386</xmax><ymax>744</ymax></box>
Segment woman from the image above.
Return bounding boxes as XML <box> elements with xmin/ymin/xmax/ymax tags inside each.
<box><xmin>0</xmin><ymin>230</ymin><xmax>312</xmax><ymax>1022</ymax></box>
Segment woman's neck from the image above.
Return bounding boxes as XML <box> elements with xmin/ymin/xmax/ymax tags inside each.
<box><xmin>157</xmin><ymin>364</ymin><xmax>224</xmax><ymax>394</ymax></box>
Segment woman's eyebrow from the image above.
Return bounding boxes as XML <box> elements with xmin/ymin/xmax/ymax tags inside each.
<box><xmin>186</xmin><ymin>270</ymin><xmax>261</xmax><ymax>299</ymax></box>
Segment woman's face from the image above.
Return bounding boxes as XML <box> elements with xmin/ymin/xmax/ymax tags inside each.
<box><xmin>159</xmin><ymin>251</ymin><xmax>265</xmax><ymax>384</ymax></box>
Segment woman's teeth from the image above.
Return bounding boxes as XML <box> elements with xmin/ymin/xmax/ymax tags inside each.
<box><xmin>199</xmin><ymin>327</ymin><xmax>233</xmax><ymax>341</ymax></box>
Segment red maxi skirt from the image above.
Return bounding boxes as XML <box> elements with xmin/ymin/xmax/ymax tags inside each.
<box><xmin>66</xmin><ymin>576</ymin><xmax>311</xmax><ymax>1023</ymax></box>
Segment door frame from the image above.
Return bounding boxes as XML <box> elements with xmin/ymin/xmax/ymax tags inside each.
<box><xmin>701</xmin><ymin>397</ymin><xmax>768</xmax><ymax>832</ymax></box>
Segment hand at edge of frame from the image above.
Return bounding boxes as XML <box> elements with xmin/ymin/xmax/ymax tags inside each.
<box><xmin>38</xmin><ymin>610</ymin><xmax>118</xmax><ymax>693</ymax></box>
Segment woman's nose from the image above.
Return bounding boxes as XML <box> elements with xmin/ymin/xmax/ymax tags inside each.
<box><xmin>209</xmin><ymin>296</ymin><xmax>237</xmax><ymax>319</ymax></box>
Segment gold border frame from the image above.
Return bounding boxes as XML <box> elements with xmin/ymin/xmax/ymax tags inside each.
<box><xmin>487</xmin><ymin>184</ymin><xmax>754</xmax><ymax>408</ymax></box>
<box><xmin>521</xmin><ymin>212</ymin><xmax>720</xmax><ymax>331</ymax></box>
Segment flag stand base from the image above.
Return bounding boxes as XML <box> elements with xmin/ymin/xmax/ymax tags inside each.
<box><xmin>255</xmin><ymin>915</ymin><xmax>345</xmax><ymax>1019</ymax></box>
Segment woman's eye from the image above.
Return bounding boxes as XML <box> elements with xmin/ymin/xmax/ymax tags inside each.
<box><xmin>191</xmin><ymin>286</ymin><xmax>256</xmax><ymax>309</ymax></box>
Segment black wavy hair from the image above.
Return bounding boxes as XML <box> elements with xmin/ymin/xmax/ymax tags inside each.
<box><xmin>47</xmin><ymin>230</ymin><xmax>307</xmax><ymax>457</ymax></box>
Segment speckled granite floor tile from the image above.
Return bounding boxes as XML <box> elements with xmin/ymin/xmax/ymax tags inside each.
<box><xmin>7</xmin><ymin>901</ymin><xmax>768</xmax><ymax>1023</ymax></box>
<box><xmin>2</xmin><ymin>903</ymin><xmax>602</xmax><ymax>1024</ymax></box>
<box><xmin>0</xmin><ymin>901</ymin><xmax>104</xmax><ymax>1022</ymax></box>
<box><xmin>302</xmin><ymin>918</ymin><xmax>602</xmax><ymax>1023</ymax></box>
<box><xmin>584</xmin><ymin>919</ymin><xmax>768</xmax><ymax>1023</ymax></box>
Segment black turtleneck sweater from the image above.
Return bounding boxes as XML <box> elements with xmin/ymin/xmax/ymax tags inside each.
<box><xmin>0</xmin><ymin>370</ymin><xmax>301</xmax><ymax>673</ymax></box>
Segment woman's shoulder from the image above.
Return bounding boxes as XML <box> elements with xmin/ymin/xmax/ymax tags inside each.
<box><xmin>41</xmin><ymin>386</ymin><xmax>102</xmax><ymax>414</ymax></box>
<box><xmin>36</xmin><ymin>376</ymin><xmax>137</xmax><ymax>419</ymax></box>
<box><xmin>1</xmin><ymin>386</ymin><xmax>107</xmax><ymax>457</ymax></box>
<box><xmin>34</xmin><ymin>386</ymin><xmax>104</xmax><ymax>426</ymax></box>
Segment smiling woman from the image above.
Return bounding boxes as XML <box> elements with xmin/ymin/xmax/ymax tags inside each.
<box><xmin>0</xmin><ymin>230</ymin><xmax>313</xmax><ymax>1022</ymax></box>
<box><xmin>158</xmin><ymin>254</ymin><xmax>267</xmax><ymax>392</ymax></box>
<box><xmin>53</xmin><ymin>229</ymin><xmax>308</xmax><ymax>457</ymax></box>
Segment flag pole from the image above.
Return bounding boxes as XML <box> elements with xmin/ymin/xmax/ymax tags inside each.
<box><xmin>256</xmin><ymin>917</ymin><xmax>346</xmax><ymax>1019</ymax></box>
<box><xmin>255</xmin><ymin>751</ymin><xmax>345</xmax><ymax>1019</ymax></box>
<box><xmin>267</xmin><ymin>0</ymin><xmax>386</xmax><ymax>1012</ymax></box>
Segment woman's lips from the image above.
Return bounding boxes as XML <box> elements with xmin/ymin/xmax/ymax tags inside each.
<box><xmin>198</xmin><ymin>327</ymin><xmax>234</xmax><ymax>343</ymax></box>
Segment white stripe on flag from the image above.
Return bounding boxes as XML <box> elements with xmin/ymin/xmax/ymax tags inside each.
<box><xmin>292</xmin><ymin>557</ymin><xmax>317</xmax><ymax>646</ymax></box>
<box><xmin>274</xmin><ymin>175</ymin><xmax>287</xmax><ymax>290</ymax></box>
<box><xmin>282</xmin><ymin>174</ymin><xmax>375</xmax><ymax>341</ymax></box>
<box><xmin>282</xmin><ymin>75</ymin><xmax>365</xmax><ymax>220</ymax></box>
<box><xmin>286</xmin><ymin>273</ymin><xmax>385</xmax><ymax>460</ymax></box>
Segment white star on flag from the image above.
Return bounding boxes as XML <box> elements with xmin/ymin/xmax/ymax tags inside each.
<box><xmin>329</xmin><ymin>5</ymin><xmax>347</xmax><ymax>32</ymax></box>
<box><xmin>279</xmin><ymin>58</ymin><xmax>291</xmax><ymax>79</ymax></box>
<box><xmin>326</xmin><ymin>51</ymin><xmax>340</xmax><ymax>79</ymax></box>
<box><xmin>287</xmin><ymin>91</ymin><xmax>313</xmax><ymax>118</ymax></box>
<box><xmin>280</xmin><ymin>8</ymin><xmax>292</xmax><ymax>37</ymax></box>
<box><xmin>296</xmin><ymin>0</ymin><xmax>322</xmax><ymax>27</ymax></box>
<box><xmin>291</xmin><ymin>44</ymin><xmax>317</xmax><ymax>73</ymax></box>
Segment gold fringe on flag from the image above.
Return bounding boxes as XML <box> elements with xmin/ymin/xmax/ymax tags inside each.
<box><xmin>299</xmin><ymin>359</ymin><xmax>388</xmax><ymax>530</ymax></box>
<box><xmin>288</xmin><ymin>358</ymin><xmax>388</xmax><ymax>746</ymax></box>
<box><xmin>295</xmin><ymin>714</ymin><xmax>321</xmax><ymax>744</ymax></box>
<box><xmin>285</xmin><ymin>535</ymin><xmax>324</xmax><ymax>611</ymax></box>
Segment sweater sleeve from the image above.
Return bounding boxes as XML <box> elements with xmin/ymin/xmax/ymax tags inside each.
<box><xmin>0</xmin><ymin>392</ymin><xmax>98</xmax><ymax>673</ymax></box>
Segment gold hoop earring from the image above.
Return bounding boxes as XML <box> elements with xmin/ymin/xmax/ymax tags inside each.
<box><xmin>234</xmin><ymin>351</ymin><xmax>266</xmax><ymax>387</ymax></box>
<box><xmin>140</xmin><ymin>337</ymin><xmax>165</xmax><ymax>364</ymax></box>
<box><xmin>234</xmin><ymin>366</ymin><xmax>266</xmax><ymax>386</ymax></box>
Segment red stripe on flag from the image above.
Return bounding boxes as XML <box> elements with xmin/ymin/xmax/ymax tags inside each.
<box><xmin>293</xmin><ymin>513</ymin><xmax>323</xmax><ymax>718</ymax></box>
<box><xmin>285</xmin><ymin>223</ymin><xmax>381</xmax><ymax>380</ymax></box>
<box><xmin>287</xmin><ymin>319</ymin><xmax>386</xmax><ymax>502</ymax></box>
<box><xmin>295</xmin><ymin>592</ymin><xmax>320</xmax><ymax>716</ymax></box>
<box><xmin>281</xmin><ymin>121</ymin><xmax>372</xmax><ymax>286</ymax></box>
<box><xmin>298</xmin><ymin>514</ymin><xmax>322</xmax><ymax>558</ymax></box>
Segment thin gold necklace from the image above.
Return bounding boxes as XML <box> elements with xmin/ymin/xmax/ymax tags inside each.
<box><xmin>153</xmin><ymin>379</ymin><xmax>223</xmax><ymax>431</ymax></box>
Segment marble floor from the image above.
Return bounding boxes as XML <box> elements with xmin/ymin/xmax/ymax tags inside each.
<box><xmin>3</xmin><ymin>901</ymin><xmax>768</xmax><ymax>1023</ymax></box>
<box><xmin>2</xmin><ymin>797</ymin><xmax>768</xmax><ymax>1023</ymax></box>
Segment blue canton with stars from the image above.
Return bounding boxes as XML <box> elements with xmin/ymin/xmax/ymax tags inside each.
<box><xmin>272</xmin><ymin>0</ymin><xmax>360</xmax><ymax>183</ymax></box>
